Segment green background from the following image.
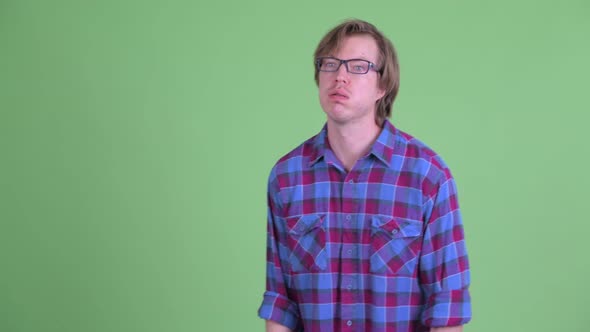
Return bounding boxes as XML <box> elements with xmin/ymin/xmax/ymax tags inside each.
<box><xmin>2</xmin><ymin>0</ymin><xmax>589</xmax><ymax>331</ymax></box>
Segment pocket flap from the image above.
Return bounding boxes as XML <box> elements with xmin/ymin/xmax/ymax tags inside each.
<box><xmin>287</xmin><ymin>214</ymin><xmax>326</xmax><ymax>236</ymax></box>
<box><xmin>371</xmin><ymin>216</ymin><xmax>422</xmax><ymax>238</ymax></box>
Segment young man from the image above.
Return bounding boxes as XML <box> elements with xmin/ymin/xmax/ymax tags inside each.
<box><xmin>258</xmin><ymin>19</ymin><xmax>471</xmax><ymax>332</ymax></box>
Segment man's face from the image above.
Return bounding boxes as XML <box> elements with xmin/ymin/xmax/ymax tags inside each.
<box><xmin>318</xmin><ymin>35</ymin><xmax>385</xmax><ymax>126</ymax></box>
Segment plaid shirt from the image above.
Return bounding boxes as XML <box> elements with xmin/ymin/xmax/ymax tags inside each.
<box><xmin>258</xmin><ymin>120</ymin><xmax>471</xmax><ymax>331</ymax></box>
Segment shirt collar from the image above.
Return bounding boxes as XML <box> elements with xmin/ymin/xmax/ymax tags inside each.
<box><xmin>308</xmin><ymin>124</ymin><xmax>328</xmax><ymax>167</ymax></box>
<box><xmin>308</xmin><ymin>120</ymin><xmax>397</xmax><ymax>168</ymax></box>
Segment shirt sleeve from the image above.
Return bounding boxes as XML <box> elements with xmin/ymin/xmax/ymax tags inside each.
<box><xmin>419</xmin><ymin>175</ymin><xmax>472</xmax><ymax>327</ymax></box>
<box><xmin>257</xmin><ymin>172</ymin><xmax>301</xmax><ymax>330</ymax></box>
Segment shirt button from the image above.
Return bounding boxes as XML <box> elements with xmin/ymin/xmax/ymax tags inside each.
<box><xmin>392</xmin><ymin>229</ymin><xmax>398</xmax><ymax>234</ymax></box>
<box><xmin>347</xmin><ymin>284</ymin><xmax>352</xmax><ymax>290</ymax></box>
<box><xmin>346</xmin><ymin>214</ymin><xmax>351</xmax><ymax>220</ymax></box>
<box><xmin>347</xmin><ymin>249</ymin><xmax>353</xmax><ymax>254</ymax></box>
<box><xmin>349</xmin><ymin>180</ymin><xmax>354</xmax><ymax>184</ymax></box>
<box><xmin>347</xmin><ymin>320</ymin><xmax>353</xmax><ymax>326</ymax></box>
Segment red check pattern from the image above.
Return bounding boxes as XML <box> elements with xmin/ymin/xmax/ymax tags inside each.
<box><xmin>258</xmin><ymin>121</ymin><xmax>471</xmax><ymax>331</ymax></box>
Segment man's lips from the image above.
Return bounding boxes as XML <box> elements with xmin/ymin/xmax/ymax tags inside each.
<box><xmin>329</xmin><ymin>89</ymin><xmax>349</xmax><ymax>100</ymax></box>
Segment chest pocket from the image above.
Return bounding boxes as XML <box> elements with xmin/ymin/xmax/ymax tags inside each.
<box><xmin>370</xmin><ymin>216</ymin><xmax>423</xmax><ymax>276</ymax></box>
<box><xmin>285</xmin><ymin>214</ymin><xmax>327</xmax><ymax>273</ymax></box>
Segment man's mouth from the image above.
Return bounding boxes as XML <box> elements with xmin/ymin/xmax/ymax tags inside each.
<box><xmin>330</xmin><ymin>90</ymin><xmax>349</xmax><ymax>99</ymax></box>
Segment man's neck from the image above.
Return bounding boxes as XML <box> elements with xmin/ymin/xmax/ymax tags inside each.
<box><xmin>326</xmin><ymin>118</ymin><xmax>382</xmax><ymax>172</ymax></box>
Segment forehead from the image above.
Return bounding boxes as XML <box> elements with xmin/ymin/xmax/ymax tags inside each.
<box><xmin>331</xmin><ymin>34</ymin><xmax>380</xmax><ymax>61</ymax></box>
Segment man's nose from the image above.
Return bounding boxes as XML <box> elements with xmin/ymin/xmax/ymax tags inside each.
<box><xmin>335</xmin><ymin>63</ymin><xmax>349</xmax><ymax>84</ymax></box>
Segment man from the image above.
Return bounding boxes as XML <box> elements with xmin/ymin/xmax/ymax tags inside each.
<box><xmin>258</xmin><ymin>19</ymin><xmax>471</xmax><ymax>332</ymax></box>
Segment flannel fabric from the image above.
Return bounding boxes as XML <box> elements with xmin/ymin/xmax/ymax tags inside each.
<box><xmin>258</xmin><ymin>120</ymin><xmax>471</xmax><ymax>331</ymax></box>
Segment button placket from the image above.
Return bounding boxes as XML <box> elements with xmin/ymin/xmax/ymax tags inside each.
<box><xmin>345</xmin><ymin>275</ymin><xmax>357</xmax><ymax>291</ymax></box>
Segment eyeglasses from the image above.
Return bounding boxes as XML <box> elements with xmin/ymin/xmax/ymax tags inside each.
<box><xmin>315</xmin><ymin>56</ymin><xmax>379</xmax><ymax>75</ymax></box>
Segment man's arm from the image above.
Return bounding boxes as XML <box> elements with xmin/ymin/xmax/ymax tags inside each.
<box><xmin>419</xmin><ymin>175</ymin><xmax>472</xmax><ymax>328</ymax></box>
<box><xmin>257</xmin><ymin>172</ymin><xmax>301</xmax><ymax>330</ymax></box>
<box><xmin>431</xmin><ymin>326</ymin><xmax>463</xmax><ymax>332</ymax></box>
<box><xmin>266</xmin><ymin>320</ymin><xmax>293</xmax><ymax>332</ymax></box>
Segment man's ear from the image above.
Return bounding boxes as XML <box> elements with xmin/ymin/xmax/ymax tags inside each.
<box><xmin>376</xmin><ymin>87</ymin><xmax>386</xmax><ymax>101</ymax></box>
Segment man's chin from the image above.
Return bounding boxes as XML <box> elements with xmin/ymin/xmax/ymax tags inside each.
<box><xmin>323</xmin><ymin>108</ymin><xmax>350</xmax><ymax>122</ymax></box>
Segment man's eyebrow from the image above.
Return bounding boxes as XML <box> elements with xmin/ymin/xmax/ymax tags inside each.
<box><xmin>326</xmin><ymin>56</ymin><xmax>372</xmax><ymax>61</ymax></box>
<box><xmin>347</xmin><ymin>57</ymin><xmax>376</xmax><ymax>63</ymax></box>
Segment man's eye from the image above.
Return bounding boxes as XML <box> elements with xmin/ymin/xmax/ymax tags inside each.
<box><xmin>351</xmin><ymin>62</ymin><xmax>368</xmax><ymax>72</ymax></box>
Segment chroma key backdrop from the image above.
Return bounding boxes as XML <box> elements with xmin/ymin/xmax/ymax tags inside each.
<box><xmin>1</xmin><ymin>1</ymin><xmax>589</xmax><ymax>331</ymax></box>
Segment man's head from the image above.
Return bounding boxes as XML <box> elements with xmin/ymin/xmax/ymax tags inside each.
<box><xmin>314</xmin><ymin>19</ymin><xmax>400</xmax><ymax>126</ymax></box>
